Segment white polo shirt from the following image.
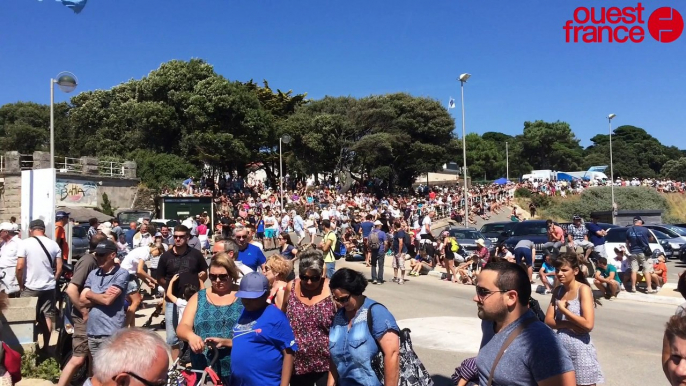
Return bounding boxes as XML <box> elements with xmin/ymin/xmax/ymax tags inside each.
<box><xmin>17</xmin><ymin>235</ymin><xmax>61</xmax><ymax>291</ymax></box>
<box><xmin>0</xmin><ymin>235</ymin><xmax>21</xmax><ymax>293</ymax></box>
<box><xmin>120</xmin><ymin>246</ymin><xmax>150</xmax><ymax>275</ymax></box>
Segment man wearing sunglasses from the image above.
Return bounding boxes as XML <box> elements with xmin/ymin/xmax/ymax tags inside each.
<box><xmin>85</xmin><ymin>327</ymin><xmax>169</xmax><ymax>386</ymax></box>
<box><xmin>474</xmin><ymin>261</ymin><xmax>576</xmax><ymax>386</ymax></box>
<box><xmin>157</xmin><ymin>225</ymin><xmax>208</xmax><ymax>360</ymax></box>
<box><xmin>235</xmin><ymin>227</ymin><xmax>266</xmax><ymax>272</ymax></box>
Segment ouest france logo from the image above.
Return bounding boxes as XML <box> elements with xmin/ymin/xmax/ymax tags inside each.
<box><xmin>563</xmin><ymin>3</ymin><xmax>684</xmax><ymax>43</ymax></box>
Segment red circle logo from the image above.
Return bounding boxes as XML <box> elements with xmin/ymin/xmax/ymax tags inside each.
<box><xmin>648</xmin><ymin>7</ymin><xmax>684</xmax><ymax>43</ymax></box>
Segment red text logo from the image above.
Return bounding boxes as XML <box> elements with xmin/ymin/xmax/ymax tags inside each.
<box><xmin>564</xmin><ymin>3</ymin><xmax>683</xmax><ymax>43</ymax></box>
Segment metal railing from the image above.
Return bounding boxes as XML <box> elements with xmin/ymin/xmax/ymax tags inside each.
<box><xmin>19</xmin><ymin>154</ymin><xmax>34</xmax><ymax>170</ymax></box>
<box><xmin>56</xmin><ymin>157</ymin><xmax>83</xmax><ymax>174</ymax></box>
<box><xmin>99</xmin><ymin>161</ymin><xmax>127</xmax><ymax>177</ymax></box>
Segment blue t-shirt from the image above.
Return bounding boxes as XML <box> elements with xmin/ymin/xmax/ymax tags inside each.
<box><xmin>477</xmin><ymin>310</ymin><xmax>574</xmax><ymax>385</ymax></box>
<box><xmin>230</xmin><ymin>305</ymin><xmax>298</xmax><ymax>386</ymax></box>
<box><xmin>84</xmin><ymin>265</ymin><xmax>130</xmax><ymax>336</ymax></box>
<box><xmin>586</xmin><ymin>222</ymin><xmax>605</xmax><ymax>246</ymax></box>
<box><xmin>256</xmin><ymin>220</ymin><xmax>265</xmax><ymax>233</ymax></box>
<box><xmin>238</xmin><ymin>244</ymin><xmax>267</xmax><ymax>271</ymax></box>
<box><xmin>375</xmin><ymin>230</ymin><xmax>387</xmax><ymax>255</ymax></box>
<box><xmin>360</xmin><ymin>222</ymin><xmax>374</xmax><ymax>238</ymax></box>
<box><xmin>542</xmin><ymin>261</ymin><xmax>555</xmax><ymax>274</ymax></box>
<box><xmin>279</xmin><ymin>245</ymin><xmax>296</xmax><ymax>260</ymax></box>
<box><xmin>393</xmin><ymin>230</ymin><xmax>408</xmax><ymax>254</ymax></box>
<box><xmin>125</xmin><ymin>228</ymin><xmax>137</xmax><ymax>249</ymax></box>
<box><xmin>626</xmin><ymin>226</ymin><xmax>651</xmax><ymax>254</ymax></box>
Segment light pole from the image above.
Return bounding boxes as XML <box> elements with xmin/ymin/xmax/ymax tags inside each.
<box><xmin>608</xmin><ymin>113</ymin><xmax>616</xmax><ymax>223</ymax></box>
<box><xmin>50</xmin><ymin>72</ymin><xmax>78</xmax><ymax>169</ymax></box>
<box><xmin>506</xmin><ymin>141</ymin><xmax>509</xmax><ymax>181</ymax></box>
<box><xmin>279</xmin><ymin>134</ymin><xmax>292</xmax><ymax>210</ymax></box>
<box><xmin>458</xmin><ymin>73</ymin><xmax>471</xmax><ymax>227</ymax></box>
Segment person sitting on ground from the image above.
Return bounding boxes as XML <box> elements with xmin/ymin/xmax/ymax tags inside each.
<box><xmin>594</xmin><ymin>257</ymin><xmax>621</xmax><ymax>299</ymax></box>
<box><xmin>457</xmin><ymin>254</ymin><xmax>482</xmax><ymax>285</ymax></box>
<box><xmin>494</xmin><ymin>245</ymin><xmax>514</xmax><ymax>263</ymax></box>
<box><xmin>539</xmin><ymin>252</ymin><xmax>557</xmax><ymax>294</ymax></box>
<box><xmin>652</xmin><ymin>252</ymin><xmax>668</xmax><ymax>291</ymax></box>
<box><xmin>408</xmin><ymin>249</ymin><xmax>433</xmax><ymax>277</ymax></box>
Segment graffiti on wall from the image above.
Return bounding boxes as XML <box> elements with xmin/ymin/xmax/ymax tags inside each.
<box><xmin>56</xmin><ymin>180</ymin><xmax>98</xmax><ymax>207</ymax></box>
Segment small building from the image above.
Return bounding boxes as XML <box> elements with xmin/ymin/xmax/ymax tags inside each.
<box><xmin>590</xmin><ymin>209</ymin><xmax>663</xmax><ymax>226</ymax></box>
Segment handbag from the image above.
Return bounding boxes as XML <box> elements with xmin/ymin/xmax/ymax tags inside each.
<box><xmin>366</xmin><ymin>303</ymin><xmax>434</xmax><ymax>386</ymax></box>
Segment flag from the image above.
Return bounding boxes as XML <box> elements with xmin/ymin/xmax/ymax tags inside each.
<box><xmin>39</xmin><ymin>0</ymin><xmax>88</xmax><ymax>14</ymax></box>
<box><xmin>448</xmin><ymin>97</ymin><xmax>455</xmax><ymax>109</ymax></box>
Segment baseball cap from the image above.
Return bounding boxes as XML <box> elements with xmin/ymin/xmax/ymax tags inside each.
<box><xmin>94</xmin><ymin>240</ymin><xmax>118</xmax><ymax>254</ymax></box>
<box><xmin>374</xmin><ymin>220</ymin><xmax>383</xmax><ymax>226</ymax></box>
<box><xmin>0</xmin><ymin>222</ymin><xmax>14</xmax><ymax>231</ymax></box>
<box><xmin>633</xmin><ymin>216</ymin><xmax>643</xmax><ymax>222</ymax></box>
<box><xmin>56</xmin><ymin>210</ymin><xmax>70</xmax><ymax>219</ymax></box>
<box><xmin>235</xmin><ymin>272</ymin><xmax>270</xmax><ymax>299</ymax></box>
<box><xmin>29</xmin><ymin>219</ymin><xmax>46</xmax><ymax>230</ymax></box>
<box><xmin>572</xmin><ymin>215</ymin><xmax>582</xmax><ymax>221</ymax></box>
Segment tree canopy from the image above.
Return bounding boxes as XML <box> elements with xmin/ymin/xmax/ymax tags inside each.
<box><xmin>0</xmin><ymin>59</ymin><xmax>683</xmax><ymax>191</ymax></box>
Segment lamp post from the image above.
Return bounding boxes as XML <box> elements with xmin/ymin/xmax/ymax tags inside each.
<box><xmin>279</xmin><ymin>134</ymin><xmax>292</xmax><ymax>210</ymax></box>
<box><xmin>608</xmin><ymin>113</ymin><xmax>616</xmax><ymax>223</ymax></box>
<box><xmin>50</xmin><ymin>72</ymin><xmax>78</xmax><ymax>169</ymax></box>
<box><xmin>458</xmin><ymin>73</ymin><xmax>471</xmax><ymax>227</ymax></box>
<box><xmin>506</xmin><ymin>141</ymin><xmax>509</xmax><ymax>181</ymax></box>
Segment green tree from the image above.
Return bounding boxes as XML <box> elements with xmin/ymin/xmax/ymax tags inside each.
<box><xmin>662</xmin><ymin>158</ymin><xmax>686</xmax><ymax>180</ymax></box>
<box><xmin>517</xmin><ymin>120</ymin><xmax>583</xmax><ymax>172</ymax></box>
<box><xmin>129</xmin><ymin>150</ymin><xmax>199</xmax><ymax>190</ymax></box>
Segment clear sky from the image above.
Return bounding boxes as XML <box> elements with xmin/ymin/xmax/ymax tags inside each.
<box><xmin>1</xmin><ymin>0</ymin><xmax>685</xmax><ymax>148</ymax></box>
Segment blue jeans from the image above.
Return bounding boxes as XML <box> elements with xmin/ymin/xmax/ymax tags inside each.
<box><xmin>326</xmin><ymin>262</ymin><xmax>336</xmax><ymax>279</ymax></box>
<box><xmin>371</xmin><ymin>250</ymin><xmax>385</xmax><ymax>282</ymax></box>
<box><xmin>165</xmin><ymin>301</ymin><xmax>180</xmax><ymax>347</ymax></box>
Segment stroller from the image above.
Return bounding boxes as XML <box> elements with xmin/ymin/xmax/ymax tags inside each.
<box><xmin>168</xmin><ymin>344</ymin><xmax>222</xmax><ymax>386</ymax></box>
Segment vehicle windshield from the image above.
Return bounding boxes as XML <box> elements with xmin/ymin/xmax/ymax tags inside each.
<box><xmin>449</xmin><ymin>230</ymin><xmax>484</xmax><ymax>240</ymax></box>
<box><xmin>512</xmin><ymin>223</ymin><xmax>548</xmax><ymax>236</ymax></box>
<box><xmin>118</xmin><ymin>211</ymin><xmax>150</xmax><ymax>225</ymax></box>
<box><xmin>664</xmin><ymin>225</ymin><xmax>686</xmax><ymax>236</ymax></box>
<box><xmin>72</xmin><ymin>225</ymin><xmax>87</xmax><ymax>238</ymax></box>
<box><xmin>605</xmin><ymin>228</ymin><xmax>627</xmax><ymax>243</ymax></box>
<box><xmin>651</xmin><ymin>229</ymin><xmax>670</xmax><ymax>240</ymax></box>
<box><xmin>480</xmin><ymin>223</ymin><xmax>506</xmax><ymax>233</ymax></box>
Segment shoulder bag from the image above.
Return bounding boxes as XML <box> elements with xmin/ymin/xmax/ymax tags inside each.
<box><xmin>32</xmin><ymin>236</ymin><xmax>55</xmax><ymax>269</ymax></box>
<box><xmin>487</xmin><ymin>317</ymin><xmax>537</xmax><ymax>386</ymax></box>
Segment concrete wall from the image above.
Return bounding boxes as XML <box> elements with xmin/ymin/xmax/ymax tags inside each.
<box><xmin>0</xmin><ymin>173</ymin><xmax>140</xmax><ymax>222</ymax></box>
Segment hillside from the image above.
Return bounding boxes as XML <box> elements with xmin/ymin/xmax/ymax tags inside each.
<box><xmin>517</xmin><ymin>187</ymin><xmax>686</xmax><ymax>223</ymax></box>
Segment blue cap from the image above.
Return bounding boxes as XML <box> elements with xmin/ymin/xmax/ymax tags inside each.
<box><xmin>235</xmin><ymin>272</ymin><xmax>269</xmax><ymax>299</ymax></box>
<box><xmin>56</xmin><ymin>210</ymin><xmax>70</xmax><ymax>219</ymax></box>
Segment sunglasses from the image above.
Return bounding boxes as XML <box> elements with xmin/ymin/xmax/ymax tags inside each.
<box><xmin>299</xmin><ymin>274</ymin><xmax>321</xmax><ymax>283</ymax></box>
<box><xmin>475</xmin><ymin>286</ymin><xmax>511</xmax><ymax>302</ymax></box>
<box><xmin>333</xmin><ymin>294</ymin><xmax>351</xmax><ymax>304</ymax></box>
<box><xmin>115</xmin><ymin>372</ymin><xmax>167</xmax><ymax>386</ymax></box>
<box><xmin>235</xmin><ymin>235</ymin><xmax>248</xmax><ymax>240</ymax></box>
<box><xmin>209</xmin><ymin>274</ymin><xmax>230</xmax><ymax>282</ymax></box>
<box><xmin>173</xmin><ymin>235</ymin><xmax>187</xmax><ymax>239</ymax></box>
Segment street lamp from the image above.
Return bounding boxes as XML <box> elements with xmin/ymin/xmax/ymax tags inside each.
<box><xmin>608</xmin><ymin>113</ymin><xmax>617</xmax><ymax>223</ymax></box>
<box><xmin>279</xmin><ymin>134</ymin><xmax>292</xmax><ymax>210</ymax></box>
<box><xmin>51</xmin><ymin>72</ymin><xmax>78</xmax><ymax>169</ymax></box>
<box><xmin>458</xmin><ymin>73</ymin><xmax>471</xmax><ymax>227</ymax></box>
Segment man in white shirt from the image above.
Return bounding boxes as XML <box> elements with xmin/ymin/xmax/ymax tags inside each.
<box><xmin>17</xmin><ymin>219</ymin><xmax>63</xmax><ymax>350</ymax></box>
<box><xmin>0</xmin><ymin>222</ymin><xmax>21</xmax><ymax>296</ymax></box>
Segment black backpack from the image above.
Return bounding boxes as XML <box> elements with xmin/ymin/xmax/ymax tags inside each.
<box><xmin>326</xmin><ymin>231</ymin><xmax>344</xmax><ymax>260</ymax></box>
<box><xmin>528</xmin><ymin>297</ymin><xmax>546</xmax><ymax>322</ymax></box>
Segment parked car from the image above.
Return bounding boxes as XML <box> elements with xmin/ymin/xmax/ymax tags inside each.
<box><xmin>644</xmin><ymin>224</ymin><xmax>686</xmax><ymax>259</ymax></box>
<box><xmin>479</xmin><ymin>222</ymin><xmax>518</xmax><ymax>245</ymax></box>
<box><xmin>603</xmin><ymin>227</ymin><xmax>666</xmax><ymax>259</ymax></box>
<box><xmin>70</xmin><ymin>223</ymin><xmax>90</xmax><ymax>259</ymax></box>
<box><xmin>445</xmin><ymin>227</ymin><xmax>494</xmax><ymax>257</ymax></box>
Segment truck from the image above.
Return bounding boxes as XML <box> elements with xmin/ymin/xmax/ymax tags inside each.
<box><xmin>557</xmin><ymin>166</ymin><xmax>609</xmax><ymax>182</ymax></box>
<box><xmin>156</xmin><ymin>196</ymin><xmax>215</xmax><ymax>228</ymax></box>
<box><xmin>521</xmin><ymin>169</ymin><xmax>557</xmax><ymax>182</ymax></box>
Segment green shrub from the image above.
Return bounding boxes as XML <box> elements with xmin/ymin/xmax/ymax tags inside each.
<box><xmin>541</xmin><ymin>187</ymin><xmax>668</xmax><ymax>221</ymax></box>
<box><xmin>530</xmin><ymin>193</ymin><xmax>553</xmax><ymax>209</ymax></box>
<box><xmin>21</xmin><ymin>351</ymin><xmax>61</xmax><ymax>382</ymax></box>
<box><xmin>515</xmin><ymin>188</ymin><xmax>532</xmax><ymax>198</ymax></box>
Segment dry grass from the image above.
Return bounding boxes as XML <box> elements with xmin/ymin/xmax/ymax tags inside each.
<box><xmin>663</xmin><ymin>193</ymin><xmax>686</xmax><ymax>223</ymax></box>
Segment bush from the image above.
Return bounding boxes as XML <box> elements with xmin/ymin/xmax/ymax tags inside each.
<box><xmin>21</xmin><ymin>350</ymin><xmax>61</xmax><ymax>382</ymax></box>
<box><xmin>541</xmin><ymin>186</ymin><xmax>668</xmax><ymax>221</ymax></box>
<box><xmin>515</xmin><ymin>187</ymin><xmax>532</xmax><ymax>198</ymax></box>
<box><xmin>530</xmin><ymin>193</ymin><xmax>553</xmax><ymax>209</ymax></box>
<box><xmin>128</xmin><ymin>150</ymin><xmax>200</xmax><ymax>191</ymax></box>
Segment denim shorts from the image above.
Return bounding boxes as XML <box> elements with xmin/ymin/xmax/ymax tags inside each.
<box><xmin>325</xmin><ymin>262</ymin><xmax>336</xmax><ymax>279</ymax></box>
<box><xmin>165</xmin><ymin>301</ymin><xmax>180</xmax><ymax>347</ymax></box>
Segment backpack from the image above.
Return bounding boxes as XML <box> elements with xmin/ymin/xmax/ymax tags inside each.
<box><xmin>449</xmin><ymin>237</ymin><xmax>460</xmax><ymax>253</ymax></box>
<box><xmin>528</xmin><ymin>297</ymin><xmax>546</xmax><ymax>322</ymax></box>
<box><xmin>326</xmin><ymin>231</ymin><xmax>344</xmax><ymax>260</ymax></box>
<box><xmin>367</xmin><ymin>303</ymin><xmax>434</xmax><ymax>386</ymax></box>
<box><xmin>0</xmin><ymin>342</ymin><xmax>22</xmax><ymax>384</ymax></box>
<box><xmin>369</xmin><ymin>230</ymin><xmax>381</xmax><ymax>250</ymax></box>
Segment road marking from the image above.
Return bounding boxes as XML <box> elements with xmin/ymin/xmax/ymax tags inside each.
<box><xmin>397</xmin><ymin>316</ymin><xmax>482</xmax><ymax>353</ymax></box>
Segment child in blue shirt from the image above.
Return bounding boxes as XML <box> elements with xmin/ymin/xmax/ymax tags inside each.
<box><xmin>231</xmin><ymin>272</ymin><xmax>297</xmax><ymax>386</ymax></box>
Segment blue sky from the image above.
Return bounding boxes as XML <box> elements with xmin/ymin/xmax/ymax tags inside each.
<box><xmin>1</xmin><ymin>0</ymin><xmax>685</xmax><ymax>148</ymax></box>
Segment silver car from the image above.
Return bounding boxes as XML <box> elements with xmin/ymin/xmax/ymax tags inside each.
<box><xmin>445</xmin><ymin>227</ymin><xmax>494</xmax><ymax>257</ymax></box>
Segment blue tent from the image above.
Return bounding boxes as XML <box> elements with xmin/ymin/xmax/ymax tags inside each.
<box><xmin>557</xmin><ymin>173</ymin><xmax>577</xmax><ymax>181</ymax></box>
<box><xmin>494</xmin><ymin>178</ymin><xmax>508</xmax><ymax>185</ymax></box>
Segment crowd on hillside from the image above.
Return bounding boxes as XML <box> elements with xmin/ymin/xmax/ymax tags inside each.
<box><xmin>521</xmin><ymin>177</ymin><xmax>686</xmax><ymax>197</ymax></box>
